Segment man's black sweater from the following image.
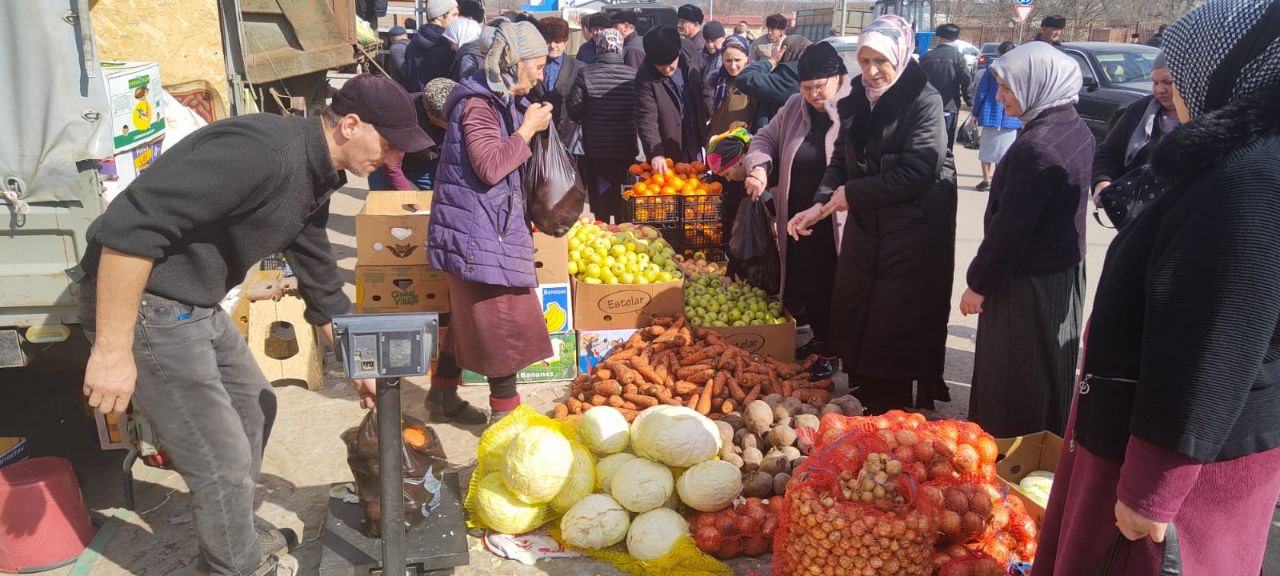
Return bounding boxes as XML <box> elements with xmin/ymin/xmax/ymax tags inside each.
<box><xmin>80</xmin><ymin>114</ymin><xmax>352</xmax><ymax>325</ymax></box>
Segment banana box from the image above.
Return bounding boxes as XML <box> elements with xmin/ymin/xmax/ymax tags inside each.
<box><xmin>461</xmin><ymin>332</ymin><xmax>578</xmax><ymax>384</ymax></box>
<box><xmin>537</xmin><ymin>283</ymin><xmax>573</xmax><ymax>334</ymax></box>
<box><xmin>575</xmin><ymin>328</ymin><xmax>639</xmax><ymax>375</ymax></box>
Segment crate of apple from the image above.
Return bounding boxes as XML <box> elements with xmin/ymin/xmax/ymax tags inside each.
<box><xmin>684</xmin><ymin>272</ymin><xmax>788</xmax><ymax>327</ymax></box>
<box><xmin>566</xmin><ymin>217</ymin><xmax>684</xmax><ymax>285</ymax></box>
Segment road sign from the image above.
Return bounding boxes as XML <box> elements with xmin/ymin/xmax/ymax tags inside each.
<box><xmin>1015</xmin><ymin>4</ymin><xmax>1035</xmax><ymax>23</ymax></box>
<box><xmin>1015</xmin><ymin>0</ymin><xmax>1033</xmax><ymax>5</ymax></box>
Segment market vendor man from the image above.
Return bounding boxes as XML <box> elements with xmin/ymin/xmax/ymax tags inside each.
<box><xmin>72</xmin><ymin>74</ymin><xmax>430</xmax><ymax>576</ymax></box>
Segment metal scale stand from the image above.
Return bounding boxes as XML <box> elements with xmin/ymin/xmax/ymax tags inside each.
<box><xmin>319</xmin><ymin>313</ymin><xmax>469</xmax><ymax>576</ymax></box>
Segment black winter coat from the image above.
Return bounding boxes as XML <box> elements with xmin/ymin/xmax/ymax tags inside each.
<box><xmin>918</xmin><ymin>44</ymin><xmax>972</xmax><ymax>112</ymax></box>
<box><xmin>401</xmin><ymin>24</ymin><xmax>453</xmax><ymax>93</ymax></box>
<box><xmin>1078</xmin><ymin>82</ymin><xmax>1280</xmax><ymax>463</ymax></box>
<box><xmin>565</xmin><ymin>52</ymin><xmax>638</xmax><ymax>160</ymax></box>
<box><xmin>635</xmin><ymin>61</ymin><xmax>709</xmax><ymax>163</ymax></box>
<box><xmin>1091</xmin><ymin>94</ymin><xmax>1175</xmax><ymax>187</ymax></box>
<box><xmin>736</xmin><ymin>60</ymin><xmax>800</xmax><ymax>130</ymax></box>
<box><xmin>622</xmin><ymin>32</ymin><xmax>646</xmax><ymax>69</ymax></box>
<box><xmin>535</xmin><ymin>56</ymin><xmax>583</xmax><ymax>125</ymax></box>
<box><xmin>819</xmin><ymin>61</ymin><xmax>956</xmax><ymax>382</ymax></box>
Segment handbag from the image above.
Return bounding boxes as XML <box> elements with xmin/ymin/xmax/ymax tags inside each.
<box><xmin>1088</xmin><ymin>523</ymin><xmax>1182</xmax><ymax>576</ymax></box>
<box><xmin>957</xmin><ymin>112</ymin><xmax>981</xmax><ymax>150</ymax></box>
<box><xmin>1096</xmin><ymin>163</ymin><xmax>1168</xmax><ymax>229</ymax></box>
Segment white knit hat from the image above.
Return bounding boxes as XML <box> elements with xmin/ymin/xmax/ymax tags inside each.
<box><xmin>428</xmin><ymin>0</ymin><xmax>458</xmax><ymax>21</ymax></box>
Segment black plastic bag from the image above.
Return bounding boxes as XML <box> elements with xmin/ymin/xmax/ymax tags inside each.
<box><xmin>523</xmin><ymin>121</ymin><xmax>586</xmax><ymax>237</ymax></box>
<box><xmin>728</xmin><ymin>198</ymin><xmax>780</xmax><ymax>295</ymax></box>
<box><xmin>341</xmin><ymin>410</ymin><xmax>449</xmax><ymax>538</ymax></box>
<box><xmin>957</xmin><ymin>113</ymin><xmax>981</xmax><ymax>150</ymax></box>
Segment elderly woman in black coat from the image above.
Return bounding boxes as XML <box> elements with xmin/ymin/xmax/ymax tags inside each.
<box><xmin>793</xmin><ymin>15</ymin><xmax>957</xmax><ymax>413</ymax></box>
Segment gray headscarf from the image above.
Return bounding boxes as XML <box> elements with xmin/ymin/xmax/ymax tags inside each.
<box><xmin>989</xmin><ymin>41</ymin><xmax>1081</xmax><ymax>122</ymax></box>
<box><xmin>484</xmin><ymin>21</ymin><xmax>549</xmax><ymax>98</ymax></box>
<box><xmin>1163</xmin><ymin>0</ymin><xmax>1280</xmax><ymax>118</ymax></box>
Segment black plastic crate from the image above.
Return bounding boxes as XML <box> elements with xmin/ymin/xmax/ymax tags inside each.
<box><xmin>681</xmin><ymin>193</ymin><xmax>724</xmax><ymax>222</ymax></box>
<box><xmin>680</xmin><ymin>221</ymin><xmax>726</xmax><ymax>262</ymax></box>
<box><xmin>627</xmin><ymin>195</ymin><xmax>681</xmax><ymax>224</ymax></box>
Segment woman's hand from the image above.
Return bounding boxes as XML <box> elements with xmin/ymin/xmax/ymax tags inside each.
<box><xmin>787</xmin><ymin>204</ymin><xmax>825</xmax><ymax>241</ymax></box>
<box><xmin>818</xmin><ymin>186</ymin><xmax>848</xmax><ymax>219</ymax></box>
<box><xmin>959</xmin><ymin>288</ymin><xmax>985</xmax><ymax>316</ymax></box>
<box><xmin>745</xmin><ymin>167</ymin><xmax>768</xmax><ymax>200</ymax></box>
<box><xmin>1115</xmin><ymin>500</ymin><xmax>1168</xmax><ymax>543</ymax></box>
<box><xmin>516</xmin><ymin>102</ymin><xmax>554</xmax><ymax>142</ymax></box>
<box><xmin>651</xmin><ymin>156</ymin><xmax>670</xmax><ymax>175</ymax></box>
<box><xmin>1092</xmin><ymin>180</ymin><xmax>1112</xmax><ymax>208</ymax></box>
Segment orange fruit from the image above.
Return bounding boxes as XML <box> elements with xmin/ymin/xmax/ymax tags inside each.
<box><xmin>629</xmin><ymin>164</ymin><xmax>643</xmax><ymax>175</ymax></box>
<box><xmin>674</xmin><ymin>162</ymin><xmax>690</xmax><ymax>175</ymax></box>
<box><xmin>709</xmin><ymin>181</ymin><xmax>723</xmax><ymax>193</ymax></box>
<box><xmin>403</xmin><ymin>428</ymin><xmax>427</xmax><ymax>448</ymax></box>
<box><xmin>661</xmin><ymin>186</ymin><xmax>677</xmax><ymax>196</ymax></box>
<box><xmin>651</xmin><ymin>173</ymin><xmax>666</xmax><ymax>186</ymax></box>
<box><xmin>664</xmin><ymin>158</ymin><xmax>675</xmax><ymax>168</ymax></box>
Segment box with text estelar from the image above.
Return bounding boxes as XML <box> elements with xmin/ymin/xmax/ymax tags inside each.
<box><xmin>706</xmin><ymin>312</ymin><xmax>797</xmax><ymax>362</ymax></box>
<box><xmin>356</xmin><ymin>190</ymin><xmax>433</xmax><ymax>266</ymax></box>
<box><xmin>354</xmin><ymin>265</ymin><xmax>449</xmax><ymax>313</ymax></box>
<box><xmin>570</xmin><ymin>278</ymin><xmax>683</xmax><ymax>331</ymax></box>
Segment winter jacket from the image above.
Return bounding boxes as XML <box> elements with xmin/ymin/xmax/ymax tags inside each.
<box><xmin>707</xmin><ymin>77</ymin><xmax>756</xmax><ymax>136</ymax></box>
<box><xmin>622</xmin><ymin>32</ymin><xmax>645</xmax><ymax>69</ymax></box>
<box><xmin>428</xmin><ymin>78</ymin><xmax>537</xmax><ymax>287</ymax></box>
<box><xmin>401</xmin><ymin>23</ymin><xmax>453</xmax><ymax>93</ymax></box>
<box><xmin>1091</xmin><ymin>94</ymin><xmax>1176</xmax><ymax>187</ymax></box>
<box><xmin>966</xmin><ymin>104</ymin><xmax>1093</xmax><ymax>295</ymax></box>
<box><xmin>452</xmin><ymin>40</ymin><xmax>487</xmax><ymax>82</ymax></box>
<box><xmin>919</xmin><ymin>43</ymin><xmax>972</xmax><ymax>113</ymax></box>
<box><xmin>818</xmin><ymin>60</ymin><xmax>957</xmax><ymax>382</ymax></box>
<box><xmin>565</xmin><ymin>52</ymin><xmax>638</xmax><ymax>160</ymax></box>
<box><xmin>736</xmin><ymin>60</ymin><xmax>800</xmax><ymax>130</ymax></box>
<box><xmin>971</xmin><ymin>69</ymin><xmax>1021</xmax><ymax>130</ymax></box>
<box><xmin>388</xmin><ymin>39</ymin><xmax>410</xmax><ymax>84</ymax></box>
<box><xmin>681</xmin><ymin>35</ymin><xmax>707</xmax><ymax>77</ymax></box>
<box><xmin>537</xmin><ymin>55</ymin><xmax>583</xmax><ymax>126</ymax></box>
<box><xmin>576</xmin><ymin>39</ymin><xmax>598</xmax><ymax>64</ymax></box>
<box><xmin>635</xmin><ymin>61</ymin><xmax>709</xmax><ymax>162</ymax></box>
<box><xmin>1078</xmin><ymin>81</ymin><xmax>1280</xmax><ymax>463</ymax></box>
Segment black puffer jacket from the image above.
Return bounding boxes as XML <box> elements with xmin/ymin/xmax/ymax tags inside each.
<box><xmin>1078</xmin><ymin>81</ymin><xmax>1280</xmax><ymax>463</ymax></box>
<box><xmin>918</xmin><ymin>43</ymin><xmax>972</xmax><ymax>112</ymax></box>
<box><xmin>565</xmin><ymin>52</ymin><xmax>638</xmax><ymax>160</ymax></box>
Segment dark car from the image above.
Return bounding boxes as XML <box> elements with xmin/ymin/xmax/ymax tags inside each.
<box><xmin>602</xmin><ymin>2</ymin><xmax>677</xmax><ymax>35</ymax></box>
<box><xmin>976</xmin><ymin>42</ymin><xmax>1000</xmax><ymax>71</ymax></box>
<box><xmin>1061</xmin><ymin>42</ymin><xmax>1159</xmax><ymax>140</ymax></box>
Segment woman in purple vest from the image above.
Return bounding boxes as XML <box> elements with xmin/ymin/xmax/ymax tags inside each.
<box><xmin>425</xmin><ymin>21</ymin><xmax>555</xmax><ymax>425</ymax></box>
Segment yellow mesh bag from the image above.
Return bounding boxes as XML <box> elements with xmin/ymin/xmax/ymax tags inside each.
<box><xmin>464</xmin><ymin>405</ymin><xmax>582</xmax><ymax>530</ymax></box>
<box><xmin>548</xmin><ymin>526</ymin><xmax>731</xmax><ymax>576</ymax></box>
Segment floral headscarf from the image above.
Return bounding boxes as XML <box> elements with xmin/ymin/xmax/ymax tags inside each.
<box><xmin>857</xmin><ymin>15</ymin><xmax>915</xmax><ymax>104</ymax></box>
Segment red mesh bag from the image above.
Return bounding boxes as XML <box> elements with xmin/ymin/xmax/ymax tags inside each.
<box><xmin>690</xmin><ymin>497</ymin><xmax>781</xmax><ymax>559</ymax></box>
<box><xmin>935</xmin><ymin>552</ymin><xmax>1006</xmax><ymax>576</ymax></box>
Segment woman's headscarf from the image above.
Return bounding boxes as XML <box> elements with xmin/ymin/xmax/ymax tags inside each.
<box><xmin>722</xmin><ymin>35</ymin><xmax>751</xmax><ymax>58</ymax></box>
<box><xmin>989</xmin><ymin>41</ymin><xmax>1081</xmax><ymax>122</ymax></box>
<box><xmin>778</xmin><ymin>35</ymin><xmax>813</xmax><ymax>63</ymax></box>
<box><xmin>1162</xmin><ymin>0</ymin><xmax>1280</xmax><ymax>119</ymax></box>
<box><xmin>857</xmin><ymin>15</ymin><xmax>915</xmax><ymax>104</ymax></box>
<box><xmin>483</xmin><ymin>21</ymin><xmax>548</xmax><ymax>98</ymax></box>
<box><xmin>798</xmin><ymin>41</ymin><xmax>847</xmax><ymax>82</ymax></box>
<box><xmin>443</xmin><ymin>18</ymin><xmax>482</xmax><ymax>48</ymax></box>
<box><xmin>707</xmin><ymin>127</ymin><xmax>752</xmax><ymax>174</ymax></box>
<box><xmin>597</xmin><ymin>28</ymin><xmax>624</xmax><ymax>54</ymax></box>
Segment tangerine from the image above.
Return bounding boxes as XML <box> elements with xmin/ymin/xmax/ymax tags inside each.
<box><xmin>661</xmin><ymin>186</ymin><xmax>678</xmax><ymax>196</ymax></box>
<box><xmin>402</xmin><ymin>427</ymin><xmax>427</xmax><ymax>448</ymax></box>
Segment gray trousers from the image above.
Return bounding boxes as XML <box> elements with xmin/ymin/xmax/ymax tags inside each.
<box><xmin>79</xmin><ymin>281</ymin><xmax>275</xmax><ymax>575</ymax></box>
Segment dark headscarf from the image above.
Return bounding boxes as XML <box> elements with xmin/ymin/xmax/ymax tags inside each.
<box><xmin>778</xmin><ymin>35</ymin><xmax>812</xmax><ymax>63</ymax></box>
<box><xmin>798</xmin><ymin>41</ymin><xmax>847</xmax><ymax>81</ymax></box>
<box><xmin>643</xmin><ymin>26</ymin><xmax>682</xmax><ymax>66</ymax></box>
<box><xmin>1162</xmin><ymin>0</ymin><xmax>1280</xmax><ymax>118</ymax></box>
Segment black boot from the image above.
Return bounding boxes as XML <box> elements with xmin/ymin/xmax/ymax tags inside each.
<box><xmin>424</xmin><ymin>386</ymin><xmax>488</xmax><ymax>425</ymax></box>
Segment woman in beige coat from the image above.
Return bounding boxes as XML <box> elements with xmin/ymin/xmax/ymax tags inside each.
<box><xmin>740</xmin><ymin>42</ymin><xmax>848</xmax><ymax>372</ymax></box>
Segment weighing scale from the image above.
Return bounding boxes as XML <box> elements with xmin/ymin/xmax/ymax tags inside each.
<box><xmin>319</xmin><ymin>313</ymin><xmax>469</xmax><ymax>576</ymax></box>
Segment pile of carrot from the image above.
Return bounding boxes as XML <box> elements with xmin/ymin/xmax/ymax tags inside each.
<box><xmin>552</xmin><ymin>316</ymin><xmax>834</xmax><ymax>423</ymax></box>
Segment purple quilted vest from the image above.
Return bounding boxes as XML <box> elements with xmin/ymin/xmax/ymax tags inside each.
<box><xmin>427</xmin><ymin>78</ymin><xmax>537</xmax><ymax>288</ymax></box>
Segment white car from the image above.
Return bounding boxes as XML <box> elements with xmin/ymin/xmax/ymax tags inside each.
<box><xmin>953</xmin><ymin>39</ymin><xmax>980</xmax><ymax>75</ymax></box>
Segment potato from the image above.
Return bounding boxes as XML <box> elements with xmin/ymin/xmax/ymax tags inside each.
<box><xmin>760</xmin><ymin>451</ymin><xmax>790</xmax><ymax>476</ymax></box>
<box><xmin>734</xmin><ymin>428</ymin><xmax>758</xmax><ymax>451</ymax></box>
<box><xmin>780</xmin><ymin>397</ymin><xmax>802</xmax><ymax>413</ymax></box>
<box><xmin>774</xmin><ymin>415</ymin><xmax>792</xmax><ymax>428</ymax></box>
<box><xmin>771</xmin><ymin>402</ymin><xmax>794</xmax><ymax>423</ymax></box>
<box><xmin>768</xmin><ymin>424</ymin><xmax>797</xmax><ymax>448</ymax></box>
<box><xmin>723</xmin><ymin>451</ymin><xmax>745</xmax><ymax>469</ymax></box>
<box><xmin>762</xmin><ymin>394</ymin><xmax>783</xmax><ymax>408</ymax></box>
<box><xmin>820</xmin><ymin>403</ymin><xmax>842</xmax><ymax>417</ymax></box>
<box><xmin>722</xmin><ymin>411</ymin><xmax>744</xmax><ymax>431</ymax></box>
<box><xmin>741</xmin><ymin>446</ymin><xmax>763</xmax><ymax>473</ymax></box>
<box><xmin>780</xmin><ymin>446</ymin><xmax>802</xmax><ymax>462</ymax></box>
<box><xmin>799</xmin><ymin>404</ymin><xmax>820</xmax><ymax>417</ymax></box>
<box><xmin>793</xmin><ymin>413</ymin><xmax>820</xmax><ymax>432</ymax></box>
<box><xmin>715</xmin><ymin>421</ymin><xmax>736</xmax><ymax>458</ymax></box>
<box><xmin>743</xmin><ymin>471</ymin><xmax>774</xmax><ymax>498</ymax></box>
<box><xmin>745</xmin><ymin>400</ymin><xmax>773</xmax><ymax>434</ymax></box>
<box><xmin>772</xmin><ymin>472</ymin><xmax>791</xmax><ymax>496</ymax></box>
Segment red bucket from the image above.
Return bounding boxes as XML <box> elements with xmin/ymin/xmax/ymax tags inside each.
<box><xmin>0</xmin><ymin>457</ymin><xmax>95</xmax><ymax>572</ymax></box>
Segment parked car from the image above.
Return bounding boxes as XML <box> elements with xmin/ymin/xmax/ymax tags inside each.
<box><xmin>976</xmin><ymin>42</ymin><xmax>1001</xmax><ymax>71</ymax></box>
<box><xmin>953</xmin><ymin>39</ymin><xmax>979</xmax><ymax>75</ymax></box>
<box><xmin>1061</xmin><ymin>42</ymin><xmax>1159</xmax><ymax>140</ymax></box>
<box><xmin>602</xmin><ymin>2</ymin><xmax>677</xmax><ymax>35</ymax></box>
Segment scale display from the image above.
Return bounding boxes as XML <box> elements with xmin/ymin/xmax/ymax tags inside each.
<box><xmin>332</xmin><ymin>313</ymin><xmax>439</xmax><ymax>379</ymax></box>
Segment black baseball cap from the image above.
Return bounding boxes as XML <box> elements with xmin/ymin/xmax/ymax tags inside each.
<box><xmin>330</xmin><ymin>74</ymin><xmax>431</xmax><ymax>153</ymax></box>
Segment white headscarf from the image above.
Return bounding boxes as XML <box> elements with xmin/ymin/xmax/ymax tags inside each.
<box><xmin>989</xmin><ymin>42</ymin><xmax>1081</xmax><ymax>122</ymax></box>
<box><xmin>443</xmin><ymin>18</ymin><xmax>482</xmax><ymax>48</ymax></box>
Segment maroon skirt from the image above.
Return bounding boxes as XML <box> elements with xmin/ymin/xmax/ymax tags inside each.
<box><xmin>441</xmin><ymin>274</ymin><xmax>552</xmax><ymax>378</ymax></box>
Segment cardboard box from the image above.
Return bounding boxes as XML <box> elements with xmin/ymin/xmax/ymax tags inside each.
<box><xmin>575</xmin><ymin>328</ymin><xmax>639</xmax><ymax>374</ymax></box>
<box><xmin>100</xmin><ymin>137</ymin><xmax>164</xmax><ymax>205</ymax></box>
<box><xmin>571</xmin><ymin>278</ymin><xmax>684</xmax><ymax>331</ymax></box>
<box><xmin>354</xmin><ymin>265</ymin><xmax>449</xmax><ymax>313</ymax></box>
<box><xmin>95</xmin><ymin>411</ymin><xmax>130</xmax><ymax>451</ymax></box>
<box><xmin>356</xmin><ymin>191</ymin><xmax>433</xmax><ymax>266</ymax></box>
<box><xmin>463</xmin><ymin>332</ymin><xmax>577</xmax><ymax>384</ymax></box>
<box><xmin>102</xmin><ymin>61</ymin><xmax>166</xmax><ymax>153</ymax></box>
<box><xmin>537</xmin><ymin>283</ymin><xmax>573</xmax><ymax>334</ymax></box>
<box><xmin>707</xmin><ymin>312</ymin><xmax>797</xmax><ymax>362</ymax></box>
<box><xmin>533</xmin><ymin>232</ymin><xmax>570</xmax><ymax>284</ymax></box>
<box><xmin>994</xmin><ymin>431</ymin><xmax>1063</xmax><ymax>525</ymax></box>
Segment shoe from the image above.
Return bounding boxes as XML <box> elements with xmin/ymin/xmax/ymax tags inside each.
<box><xmin>809</xmin><ymin>356</ymin><xmax>839</xmax><ymax>380</ymax></box>
<box><xmin>257</xmin><ymin>525</ymin><xmax>298</xmax><ymax>558</ymax></box>
<box><xmin>975</xmin><ymin>180</ymin><xmax>990</xmax><ymax>191</ymax></box>
<box><xmin>489</xmin><ymin>409</ymin><xmax>513</xmax><ymax>425</ymax></box>
<box><xmin>425</xmin><ymin>388</ymin><xmax>488</xmax><ymax>425</ymax></box>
